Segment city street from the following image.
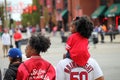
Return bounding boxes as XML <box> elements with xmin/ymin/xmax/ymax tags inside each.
<box><xmin>0</xmin><ymin>32</ymin><xmax>120</xmax><ymax>80</ymax></box>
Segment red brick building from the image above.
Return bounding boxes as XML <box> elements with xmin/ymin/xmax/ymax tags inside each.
<box><xmin>38</xmin><ymin>0</ymin><xmax>120</xmax><ymax>31</ymax></box>
<box><xmin>38</xmin><ymin>0</ymin><xmax>67</xmax><ymax>30</ymax></box>
<box><xmin>67</xmin><ymin>0</ymin><xmax>120</xmax><ymax>30</ymax></box>
<box><xmin>68</xmin><ymin>0</ymin><xmax>98</xmax><ymax>22</ymax></box>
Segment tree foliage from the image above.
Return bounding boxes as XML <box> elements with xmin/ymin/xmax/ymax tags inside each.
<box><xmin>0</xmin><ymin>5</ymin><xmax>4</xmax><ymax>26</ymax></box>
<box><xmin>21</xmin><ymin>0</ymin><xmax>41</xmax><ymax>27</ymax></box>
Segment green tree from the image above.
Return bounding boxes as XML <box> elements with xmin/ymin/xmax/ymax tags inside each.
<box><xmin>21</xmin><ymin>13</ymin><xmax>32</xmax><ymax>26</ymax></box>
<box><xmin>21</xmin><ymin>0</ymin><xmax>41</xmax><ymax>27</ymax></box>
<box><xmin>0</xmin><ymin>4</ymin><xmax>4</xmax><ymax>27</ymax></box>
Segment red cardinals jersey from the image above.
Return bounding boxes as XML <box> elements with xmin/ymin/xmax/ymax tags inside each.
<box><xmin>66</xmin><ymin>32</ymin><xmax>90</xmax><ymax>66</ymax></box>
<box><xmin>17</xmin><ymin>56</ymin><xmax>56</xmax><ymax>80</ymax></box>
<box><xmin>56</xmin><ymin>58</ymin><xmax>103</xmax><ymax>80</ymax></box>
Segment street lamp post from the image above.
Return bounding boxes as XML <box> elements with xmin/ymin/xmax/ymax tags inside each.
<box><xmin>9</xmin><ymin>14</ymin><xmax>13</xmax><ymax>48</ymax></box>
<box><xmin>4</xmin><ymin>0</ymin><xmax>8</xmax><ymax>29</ymax></box>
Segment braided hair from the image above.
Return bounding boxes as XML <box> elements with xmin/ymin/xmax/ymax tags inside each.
<box><xmin>72</xmin><ymin>15</ymin><xmax>94</xmax><ymax>38</ymax></box>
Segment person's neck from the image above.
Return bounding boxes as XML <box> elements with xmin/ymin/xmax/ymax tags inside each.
<box><xmin>12</xmin><ymin>61</ymin><xmax>21</xmax><ymax>64</ymax></box>
<box><xmin>32</xmin><ymin>54</ymin><xmax>40</xmax><ymax>56</ymax></box>
<box><xmin>31</xmin><ymin>55</ymin><xmax>41</xmax><ymax>58</ymax></box>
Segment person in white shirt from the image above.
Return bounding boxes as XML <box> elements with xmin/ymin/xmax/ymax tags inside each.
<box><xmin>56</xmin><ymin>57</ymin><xmax>104</xmax><ymax>80</ymax></box>
<box><xmin>118</xmin><ymin>25</ymin><xmax>120</xmax><ymax>33</ymax></box>
<box><xmin>26</xmin><ymin>27</ymin><xmax>31</xmax><ymax>38</ymax></box>
<box><xmin>2</xmin><ymin>28</ymin><xmax>10</xmax><ymax>57</ymax></box>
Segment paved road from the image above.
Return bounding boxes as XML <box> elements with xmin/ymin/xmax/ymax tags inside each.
<box><xmin>0</xmin><ymin>32</ymin><xmax>120</xmax><ymax>80</ymax></box>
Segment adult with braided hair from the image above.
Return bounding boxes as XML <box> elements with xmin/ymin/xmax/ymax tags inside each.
<box><xmin>16</xmin><ymin>33</ymin><xmax>56</xmax><ymax>80</ymax></box>
<box><xmin>56</xmin><ymin>15</ymin><xmax>104</xmax><ymax>80</ymax></box>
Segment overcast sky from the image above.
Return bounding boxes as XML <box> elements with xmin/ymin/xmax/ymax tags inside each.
<box><xmin>0</xmin><ymin>0</ymin><xmax>32</xmax><ymax>21</ymax></box>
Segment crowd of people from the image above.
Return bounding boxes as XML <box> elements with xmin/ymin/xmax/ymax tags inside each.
<box><xmin>0</xmin><ymin>15</ymin><xmax>106</xmax><ymax>80</ymax></box>
<box><xmin>91</xmin><ymin>23</ymin><xmax>120</xmax><ymax>44</ymax></box>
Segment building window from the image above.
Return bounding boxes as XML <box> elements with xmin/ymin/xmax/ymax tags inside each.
<box><xmin>114</xmin><ymin>0</ymin><xmax>120</xmax><ymax>3</ymax></box>
<box><xmin>100</xmin><ymin>0</ymin><xmax>107</xmax><ymax>5</ymax></box>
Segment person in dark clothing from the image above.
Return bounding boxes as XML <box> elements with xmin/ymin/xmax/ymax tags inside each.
<box><xmin>99</xmin><ymin>25</ymin><xmax>106</xmax><ymax>43</ymax></box>
<box><xmin>108</xmin><ymin>24</ymin><xmax>115</xmax><ymax>42</ymax></box>
<box><xmin>3</xmin><ymin>48</ymin><xmax>22</xmax><ymax>80</ymax></box>
<box><xmin>60</xmin><ymin>28</ymin><xmax>67</xmax><ymax>43</ymax></box>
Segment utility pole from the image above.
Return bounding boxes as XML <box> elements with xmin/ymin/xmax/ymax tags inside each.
<box><xmin>4</xmin><ymin>0</ymin><xmax>8</xmax><ymax>28</ymax></box>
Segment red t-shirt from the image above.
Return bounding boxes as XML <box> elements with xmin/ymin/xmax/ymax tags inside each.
<box><xmin>66</xmin><ymin>32</ymin><xmax>90</xmax><ymax>66</ymax></box>
<box><xmin>17</xmin><ymin>56</ymin><xmax>56</xmax><ymax>80</ymax></box>
<box><xmin>13</xmin><ymin>32</ymin><xmax>22</xmax><ymax>41</ymax></box>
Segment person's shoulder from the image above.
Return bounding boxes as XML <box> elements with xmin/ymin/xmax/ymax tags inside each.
<box><xmin>28</xmin><ymin>57</ymin><xmax>54</xmax><ymax>67</ymax></box>
<box><xmin>18</xmin><ymin>60</ymin><xmax>29</xmax><ymax>70</ymax></box>
<box><xmin>87</xmin><ymin>57</ymin><xmax>98</xmax><ymax>64</ymax></box>
<box><xmin>68</xmin><ymin>33</ymin><xmax>79</xmax><ymax>39</ymax></box>
<box><xmin>87</xmin><ymin>58</ymin><xmax>100</xmax><ymax>68</ymax></box>
<box><xmin>57</xmin><ymin>58</ymin><xmax>72</xmax><ymax>65</ymax></box>
<box><xmin>5</xmin><ymin>67</ymin><xmax>16</xmax><ymax>76</ymax></box>
<box><xmin>4</xmin><ymin>67</ymin><xmax>18</xmax><ymax>80</ymax></box>
<box><xmin>71</xmin><ymin>32</ymin><xmax>79</xmax><ymax>36</ymax></box>
<box><xmin>88</xmin><ymin>57</ymin><xmax>96</xmax><ymax>61</ymax></box>
<box><xmin>61</xmin><ymin>58</ymin><xmax>72</xmax><ymax>62</ymax></box>
<box><xmin>21</xmin><ymin>58</ymin><xmax>31</xmax><ymax>65</ymax></box>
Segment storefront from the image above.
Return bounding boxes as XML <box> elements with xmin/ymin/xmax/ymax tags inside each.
<box><xmin>104</xmin><ymin>3</ymin><xmax>120</xmax><ymax>30</ymax></box>
<box><xmin>91</xmin><ymin>5</ymin><xmax>107</xmax><ymax>26</ymax></box>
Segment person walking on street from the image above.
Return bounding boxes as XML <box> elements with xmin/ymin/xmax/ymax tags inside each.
<box><xmin>91</xmin><ymin>26</ymin><xmax>99</xmax><ymax>48</ymax></box>
<box><xmin>60</xmin><ymin>27</ymin><xmax>67</xmax><ymax>43</ymax></box>
<box><xmin>3</xmin><ymin>48</ymin><xmax>22</xmax><ymax>80</ymax></box>
<box><xmin>108</xmin><ymin>24</ymin><xmax>115</xmax><ymax>42</ymax></box>
<box><xmin>1</xmin><ymin>28</ymin><xmax>10</xmax><ymax>57</ymax></box>
<box><xmin>13</xmin><ymin>28</ymin><xmax>22</xmax><ymax>50</ymax></box>
<box><xmin>16</xmin><ymin>33</ymin><xmax>56</xmax><ymax>80</ymax></box>
<box><xmin>99</xmin><ymin>24</ymin><xmax>106</xmax><ymax>43</ymax></box>
<box><xmin>26</xmin><ymin>26</ymin><xmax>31</xmax><ymax>38</ymax></box>
<box><xmin>118</xmin><ymin>25</ymin><xmax>120</xmax><ymax>33</ymax></box>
